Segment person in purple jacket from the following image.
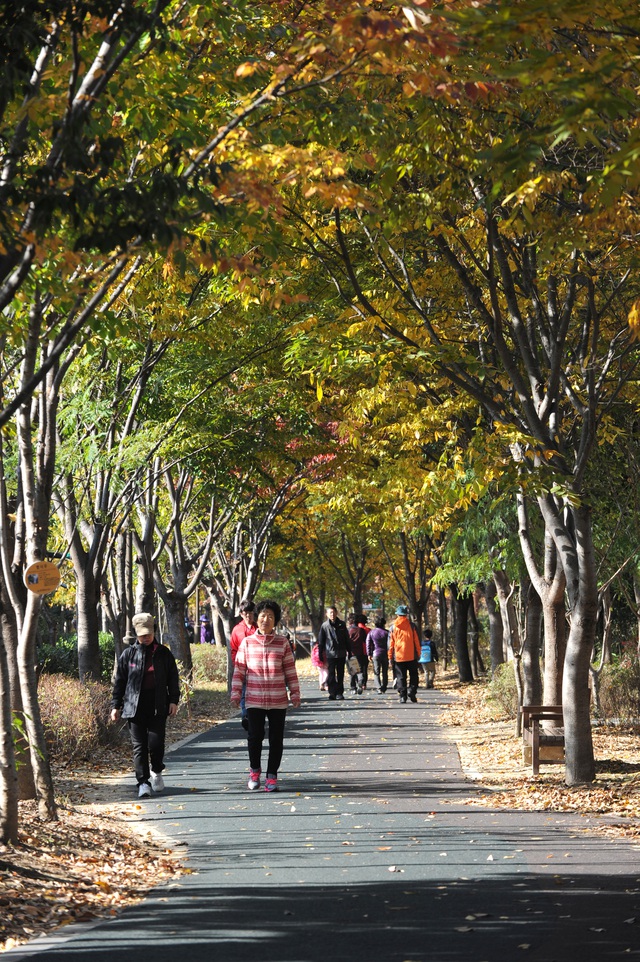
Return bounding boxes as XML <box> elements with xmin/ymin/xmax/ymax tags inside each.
<box><xmin>367</xmin><ymin>617</ymin><xmax>390</xmax><ymax>693</ymax></box>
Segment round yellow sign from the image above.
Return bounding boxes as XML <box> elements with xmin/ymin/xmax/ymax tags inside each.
<box><xmin>24</xmin><ymin>560</ymin><xmax>61</xmax><ymax>595</ymax></box>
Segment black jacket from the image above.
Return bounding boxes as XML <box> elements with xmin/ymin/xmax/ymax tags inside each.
<box><xmin>111</xmin><ymin>641</ymin><xmax>180</xmax><ymax>720</ymax></box>
<box><xmin>317</xmin><ymin>617</ymin><xmax>350</xmax><ymax>659</ymax></box>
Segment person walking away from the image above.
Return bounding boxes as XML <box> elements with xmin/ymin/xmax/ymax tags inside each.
<box><xmin>230</xmin><ymin>599</ymin><xmax>257</xmax><ymax>730</ymax></box>
<box><xmin>388</xmin><ymin>605</ymin><xmax>421</xmax><ymax>703</ymax></box>
<box><xmin>419</xmin><ymin>628</ymin><xmax>439</xmax><ymax>688</ymax></box>
<box><xmin>357</xmin><ymin>615</ymin><xmax>371</xmax><ymax>689</ymax></box>
<box><xmin>317</xmin><ymin>606</ymin><xmax>350</xmax><ymax>700</ymax></box>
<box><xmin>312</xmin><ymin>641</ymin><xmax>328</xmax><ymax>690</ymax></box>
<box><xmin>367</xmin><ymin>617</ymin><xmax>389</xmax><ymax>692</ymax></box>
<box><xmin>230</xmin><ymin>599</ymin><xmax>300</xmax><ymax>792</ymax></box>
<box><xmin>110</xmin><ymin>612</ymin><xmax>180</xmax><ymax>798</ymax></box>
<box><xmin>347</xmin><ymin>613</ymin><xmax>367</xmax><ymax>694</ymax></box>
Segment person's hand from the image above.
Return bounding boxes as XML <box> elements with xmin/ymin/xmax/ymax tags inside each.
<box><xmin>168</xmin><ymin>702</ymin><xmax>178</xmax><ymax>717</ymax></box>
<box><xmin>290</xmin><ymin>698</ymin><xmax>300</xmax><ymax>709</ymax></box>
<box><xmin>230</xmin><ymin>699</ymin><xmax>240</xmax><ymax>709</ymax></box>
<box><xmin>110</xmin><ymin>708</ymin><xmax>121</xmax><ymax>723</ymax></box>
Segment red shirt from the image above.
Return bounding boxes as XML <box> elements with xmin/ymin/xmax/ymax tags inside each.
<box><xmin>230</xmin><ymin>619</ymin><xmax>256</xmax><ymax>664</ymax></box>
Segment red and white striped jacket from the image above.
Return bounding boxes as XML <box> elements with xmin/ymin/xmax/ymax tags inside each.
<box><xmin>231</xmin><ymin>631</ymin><xmax>300</xmax><ymax>710</ymax></box>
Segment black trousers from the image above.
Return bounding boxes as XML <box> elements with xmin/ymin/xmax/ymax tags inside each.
<box><xmin>128</xmin><ymin>691</ymin><xmax>166</xmax><ymax>785</ymax></box>
<box><xmin>394</xmin><ymin>659</ymin><xmax>419</xmax><ymax>699</ymax></box>
<box><xmin>326</xmin><ymin>656</ymin><xmax>346</xmax><ymax>697</ymax></box>
<box><xmin>247</xmin><ymin>707</ymin><xmax>287</xmax><ymax>775</ymax></box>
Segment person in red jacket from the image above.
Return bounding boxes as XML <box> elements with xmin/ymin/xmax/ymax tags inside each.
<box><xmin>388</xmin><ymin>605</ymin><xmax>421</xmax><ymax>703</ymax></box>
<box><xmin>230</xmin><ymin>599</ymin><xmax>256</xmax><ymax>729</ymax></box>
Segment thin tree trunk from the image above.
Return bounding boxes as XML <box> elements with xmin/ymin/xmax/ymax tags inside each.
<box><xmin>522</xmin><ymin>581</ymin><xmax>543</xmax><ymax>707</ymax></box>
<box><xmin>17</xmin><ymin>592</ymin><xmax>57</xmax><ymax>819</ymax></box>
<box><xmin>0</xmin><ymin>579</ymin><xmax>18</xmax><ymax>842</ymax></box>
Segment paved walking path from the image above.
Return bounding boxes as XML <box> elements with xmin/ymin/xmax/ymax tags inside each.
<box><xmin>11</xmin><ymin>684</ymin><xmax>640</xmax><ymax>961</ymax></box>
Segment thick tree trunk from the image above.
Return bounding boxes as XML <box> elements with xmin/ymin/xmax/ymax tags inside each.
<box><xmin>75</xmin><ymin>567</ymin><xmax>102</xmax><ymax>681</ymax></box>
<box><xmin>561</xmin><ymin>505</ymin><xmax>597</xmax><ymax>786</ymax></box>
<box><xmin>542</xmin><ymin>596</ymin><xmax>566</xmax><ymax>706</ymax></box>
<box><xmin>162</xmin><ymin>597</ymin><xmax>192</xmax><ymax>675</ymax></box>
<box><xmin>450</xmin><ymin>584</ymin><xmax>473</xmax><ymax>682</ymax></box>
<box><xmin>485</xmin><ymin>579</ymin><xmax>505</xmax><ymax>673</ymax></box>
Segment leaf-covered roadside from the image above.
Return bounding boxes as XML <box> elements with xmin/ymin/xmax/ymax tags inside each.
<box><xmin>0</xmin><ymin>689</ymin><xmax>233</xmax><ymax>954</ymax></box>
<box><xmin>0</xmin><ymin>802</ymin><xmax>183</xmax><ymax>953</ymax></box>
<box><xmin>443</xmin><ymin>680</ymin><xmax>640</xmax><ymax>838</ymax></box>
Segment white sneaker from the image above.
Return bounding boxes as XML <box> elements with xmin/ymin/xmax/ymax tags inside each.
<box><xmin>150</xmin><ymin>772</ymin><xmax>165</xmax><ymax>793</ymax></box>
<box><xmin>138</xmin><ymin>782</ymin><xmax>152</xmax><ymax>798</ymax></box>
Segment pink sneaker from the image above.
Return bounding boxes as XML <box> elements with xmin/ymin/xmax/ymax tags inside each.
<box><xmin>264</xmin><ymin>776</ymin><xmax>278</xmax><ymax>793</ymax></box>
<box><xmin>247</xmin><ymin>769</ymin><xmax>261</xmax><ymax>791</ymax></box>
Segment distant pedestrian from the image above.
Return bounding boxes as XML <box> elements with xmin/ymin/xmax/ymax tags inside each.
<box><xmin>367</xmin><ymin>617</ymin><xmax>389</xmax><ymax>692</ymax></box>
<box><xmin>230</xmin><ymin>599</ymin><xmax>257</xmax><ymax>730</ymax></box>
<box><xmin>419</xmin><ymin>628</ymin><xmax>439</xmax><ymax>689</ymax></box>
<box><xmin>347</xmin><ymin>613</ymin><xmax>368</xmax><ymax>694</ymax></box>
<box><xmin>317</xmin><ymin>606</ymin><xmax>350</xmax><ymax>700</ymax></box>
<box><xmin>230</xmin><ymin>599</ymin><xmax>300</xmax><ymax>793</ymax></box>
<box><xmin>311</xmin><ymin>642</ymin><xmax>328</xmax><ymax>690</ymax></box>
<box><xmin>110</xmin><ymin>612</ymin><xmax>180</xmax><ymax>798</ymax></box>
<box><xmin>200</xmin><ymin>614</ymin><xmax>214</xmax><ymax>645</ymax></box>
<box><xmin>389</xmin><ymin>605</ymin><xmax>421</xmax><ymax>703</ymax></box>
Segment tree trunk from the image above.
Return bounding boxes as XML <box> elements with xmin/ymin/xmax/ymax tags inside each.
<box><xmin>2</xmin><ymin>589</ymin><xmax>35</xmax><ymax>800</ymax></box>
<box><xmin>542</xmin><ymin>595</ymin><xmax>566</xmax><ymax>707</ymax></box>
<box><xmin>468</xmin><ymin>595</ymin><xmax>484</xmax><ymax>677</ymax></box>
<box><xmin>437</xmin><ymin>585</ymin><xmax>449</xmax><ymax>670</ymax></box>
<box><xmin>75</xmin><ymin>566</ymin><xmax>103</xmax><ymax>681</ymax></box>
<box><xmin>485</xmin><ymin>579</ymin><xmax>505</xmax><ymax>673</ymax></box>
<box><xmin>0</xmin><ymin>585</ymin><xmax>18</xmax><ymax>842</ymax></box>
<box><xmin>18</xmin><ymin>592</ymin><xmax>57</xmax><ymax>820</ymax></box>
<box><xmin>162</xmin><ymin>597</ymin><xmax>192</xmax><ymax>675</ymax></box>
<box><xmin>492</xmin><ymin>569</ymin><xmax>521</xmax><ymax>658</ymax></box>
<box><xmin>560</xmin><ymin>504</ymin><xmax>597</xmax><ymax>786</ymax></box>
<box><xmin>450</xmin><ymin>584</ymin><xmax>473</xmax><ymax>682</ymax></box>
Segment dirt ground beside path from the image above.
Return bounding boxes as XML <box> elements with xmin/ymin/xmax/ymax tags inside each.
<box><xmin>2</xmin><ymin>675</ymin><xmax>640</xmax><ymax>953</ymax></box>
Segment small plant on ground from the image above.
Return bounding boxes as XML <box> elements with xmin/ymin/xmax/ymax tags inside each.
<box><xmin>191</xmin><ymin>644</ymin><xmax>229</xmax><ymax>686</ymax></box>
<box><xmin>485</xmin><ymin>662</ymin><xmax>518</xmax><ymax>719</ymax></box>
<box><xmin>38</xmin><ymin>674</ymin><xmax>121</xmax><ymax>759</ymax></box>
<box><xmin>598</xmin><ymin>657</ymin><xmax>640</xmax><ymax>724</ymax></box>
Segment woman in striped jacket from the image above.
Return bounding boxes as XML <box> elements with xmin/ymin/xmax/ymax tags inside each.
<box><xmin>231</xmin><ymin>598</ymin><xmax>300</xmax><ymax>793</ymax></box>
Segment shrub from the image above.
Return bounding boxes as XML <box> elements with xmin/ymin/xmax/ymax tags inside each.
<box><xmin>486</xmin><ymin>661</ymin><xmax>518</xmax><ymax>719</ymax></box>
<box><xmin>38</xmin><ymin>674</ymin><xmax>119</xmax><ymax>759</ymax></box>
<box><xmin>191</xmin><ymin>644</ymin><xmax>229</xmax><ymax>686</ymax></box>
<box><xmin>39</xmin><ymin>632</ymin><xmax>117</xmax><ymax>682</ymax></box>
<box><xmin>598</xmin><ymin>657</ymin><xmax>640</xmax><ymax>723</ymax></box>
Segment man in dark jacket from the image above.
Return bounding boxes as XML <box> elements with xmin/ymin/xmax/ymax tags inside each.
<box><xmin>317</xmin><ymin>606</ymin><xmax>350</xmax><ymax>701</ymax></box>
<box><xmin>111</xmin><ymin>612</ymin><xmax>180</xmax><ymax>798</ymax></box>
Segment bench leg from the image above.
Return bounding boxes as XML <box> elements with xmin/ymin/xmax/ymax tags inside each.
<box><xmin>532</xmin><ymin>720</ymin><xmax>540</xmax><ymax>776</ymax></box>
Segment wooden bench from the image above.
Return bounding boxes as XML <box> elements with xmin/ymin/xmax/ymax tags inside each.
<box><xmin>521</xmin><ymin>705</ymin><xmax>564</xmax><ymax>776</ymax></box>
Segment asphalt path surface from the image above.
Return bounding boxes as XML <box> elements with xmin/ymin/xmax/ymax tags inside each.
<box><xmin>10</xmin><ymin>682</ymin><xmax>640</xmax><ymax>961</ymax></box>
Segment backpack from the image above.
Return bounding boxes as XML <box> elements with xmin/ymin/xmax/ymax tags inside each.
<box><xmin>420</xmin><ymin>641</ymin><xmax>433</xmax><ymax>663</ymax></box>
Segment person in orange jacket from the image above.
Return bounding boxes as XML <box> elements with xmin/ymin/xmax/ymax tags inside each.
<box><xmin>388</xmin><ymin>605</ymin><xmax>421</xmax><ymax>703</ymax></box>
